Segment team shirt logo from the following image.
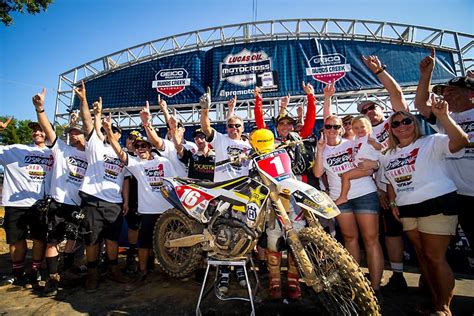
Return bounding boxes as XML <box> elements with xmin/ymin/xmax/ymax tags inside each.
<box><xmin>144</xmin><ymin>164</ymin><xmax>165</xmax><ymax>192</ymax></box>
<box><xmin>67</xmin><ymin>156</ymin><xmax>88</xmax><ymax>183</ymax></box>
<box><xmin>385</xmin><ymin>148</ymin><xmax>419</xmax><ymax>192</ymax></box>
<box><xmin>24</xmin><ymin>154</ymin><xmax>54</xmax><ymax>181</ymax></box>
<box><xmin>103</xmin><ymin>154</ymin><xmax>125</xmax><ymax>181</ymax></box>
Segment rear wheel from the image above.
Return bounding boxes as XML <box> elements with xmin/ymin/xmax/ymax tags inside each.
<box><xmin>298</xmin><ymin>227</ymin><xmax>381</xmax><ymax>315</ymax></box>
<box><xmin>153</xmin><ymin>208</ymin><xmax>203</xmax><ymax>278</ymax></box>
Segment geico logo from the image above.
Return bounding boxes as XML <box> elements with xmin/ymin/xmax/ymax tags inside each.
<box><xmin>160</xmin><ymin>71</ymin><xmax>184</xmax><ymax>77</ymax></box>
<box><xmin>315</xmin><ymin>56</ymin><xmax>341</xmax><ymax>64</ymax></box>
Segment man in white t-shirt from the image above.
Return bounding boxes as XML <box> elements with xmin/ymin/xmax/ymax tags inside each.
<box><xmin>102</xmin><ymin>115</ymin><xmax>175</xmax><ymax>284</ymax></box>
<box><xmin>32</xmin><ymin>88</ymin><xmax>88</xmax><ymax>296</ymax></box>
<box><xmin>415</xmin><ymin>49</ymin><xmax>474</xmax><ymax>264</ymax></box>
<box><xmin>75</xmin><ymin>84</ymin><xmax>129</xmax><ymax>292</ymax></box>
<box><xmin>0</xmin><ymin>117</ymin><xmax>53</xmax><ymax>288</ymax></box>
<box><xmin>199</xmin><ymin>89</ymin><xmax>251</xmax><ymax>294</ymax></box>
<box><xmin>357</xmin><ymin>55</ymin><xmax>410</xmax><ymax>290</ymax></box>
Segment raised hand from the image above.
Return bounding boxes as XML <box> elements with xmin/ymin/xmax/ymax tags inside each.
<box><xmin>317</xmin><ymin>131</ymin><xmax>326</xmax><ymax>151</ymax></box>
<box><xmin>254</xmin><ymin>86</ymin><xmax>261</xmax><ymax>98</ymax></box>
<box><xmin>362</xmin><ymin>55</ymin><xmax>383</xmax><ymax>74</ymax></box>
<box><xmin>280</xmin><ymin>94</ymin><xmax>290</xmax><ymax>111</ymax></box>
<box><xmin>158</xmin><ymin>95</ymin><xmax>168</xmax><ymax>112</ymax></box>
<box><xmin>168</xmin><ymin>108</ymin><xmax>178</xmax><ymax>130</ymax></box>
<box><xmin>302</xmin><ymin>81</ymin><xmax>314</xmax><ymax>95</ymax></box>
<box><xmin>73</xmin><ymin>81</ymin><xmax>86</xmax><ymax>101</ymax></box>
<box><xmin>199</xmin><ymin>87</ymin><xmax>211</xmax><ymax>109</ymax></box>
<box><xmin>69</xmin><ymin>112</ymin><xmax>79</xmax><ymax>125</ymax></box>
<box><xmin>32</xmin><ymin>88</ymin><xmax>46</xmax><ymax>111</ymax></box>
<box><xmin>419</xmin><ymin>48</ymin><xmax>436</xmax><ymax>76</ymax></box>
<box><xmin>296</xmin><ymin>103</ymin><xmax>304</xmax><ymax>118</ymax></box>
<box><xmin>102</xmin><ymin>112</ymin><xmax>113</xmax><ymax>132</ymax></box>
<box><xmin>323</xmin><ymin>82</ymin><xmax>335</xmax><ymax>98</ymax></box>
<box><xmin>0</xmin><ymin>117</ymin><xmax>12</xmax><ymax>130</ymax></box>
<box><xmin>227</xmin><ymin>95</ymin><xmax>237</xmax><ymax>109</ymax></box>
<box><xmin>93</xmin><ymin>97</ymin><xmax>103</xmax><ymax>115</ymax></box>
<box><xmin>430</xmin><ymin>94</ymin><xmax>449</xmax><ymax>118</ymax></box>
<box><xmin>140</xmin><ymin>101</ymin><xmax>152</xmax><ymax>125</ymax></box>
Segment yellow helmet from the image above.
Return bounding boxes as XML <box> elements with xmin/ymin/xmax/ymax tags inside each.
<box><xmin>249</xmin><ymin>128</ymin><xmax>275</xmax><ymax>155</ymax></box>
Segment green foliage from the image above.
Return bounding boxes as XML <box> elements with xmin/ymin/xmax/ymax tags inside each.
<box><xmin>1</xmin><ymin>0</ymin><xmax>53</xmax><ymax>26</ymax></box>
<box><xmin>0</xmin><ymin>117</ymin><xmax>34</xmax><ymax>145</ymax></box>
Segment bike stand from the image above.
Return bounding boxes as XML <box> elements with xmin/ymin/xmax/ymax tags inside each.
<box><xmin>196</xmin><ymin>257</ymin><xmax>259</xmax><ymax>316</ymax></box>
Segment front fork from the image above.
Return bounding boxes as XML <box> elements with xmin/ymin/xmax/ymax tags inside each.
<box><xmin>263</xmin><ymin>180</ymin><xmax>321</xmax><ymax>289</ymax></box>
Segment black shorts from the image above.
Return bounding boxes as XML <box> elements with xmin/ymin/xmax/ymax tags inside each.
<box><xmin>137</xmin><ymin>214</ymin><xmax>160</xmax><ymax>249</ymax></box>
<box><xmin>381</xmin><ymin>207</ymin><xmax>403</xmax><ymax>237</ymax></box>
<box><xmin>3</xmin><ymin>206</ymin><xmax>47</xmax><ymax>244</ymax></box>
<box><xmin>79</xmin><ymin>192</ymin><xmax>123</xmax><ymax>246</ymax></box>
<box><xmin>125</xmin><ymin>208</ymin><xmax>141</xmax><ymax>231</ymax></box>
<box><xmin>47</xmin><ymin>199</ymin><xmax>83</xmax><ymax>243</ymax></box>
<box><xmin>457</xmin><ymin>194</ymin><xmax>474</xmax><ymax>243</ymax></box>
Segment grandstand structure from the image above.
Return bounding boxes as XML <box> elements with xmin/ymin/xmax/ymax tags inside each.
<box><xmin>54</xmin><ymin>18</ymin><xmax>473</xmax><ymax>131</ymax></box>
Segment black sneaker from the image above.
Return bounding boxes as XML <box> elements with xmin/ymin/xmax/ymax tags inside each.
<box><xmin>24</xmin><ymin>270</ymin><xmax>41</xmax><ymax>289</ymax></box>
<box><xmin>383</xmin><ymin>273</ymin><xmax>408</xmax><ymax>291</ymax></box>
<box><xmin>235</xmin><ymin>267</ymin><xmax>247</xmax><ymax>288</ymax></box>
<box><xmin>43</xmin><ymin>275</ymin><xmax>60</xmax><ymax>297</ymax></box>
<box><xmin>125</xmin><ymin>254</ymin><xmax>138</xmax><ymax>275</ymax></box>
<box><xmin>0</xmin><ymin>275</ymin><xmax>15</xmax><ymax>287</ymax></box>
<box><xmin>217</xmin><ymin>272</ymin><xmax>230</xmax><ymax>295</ymax></box>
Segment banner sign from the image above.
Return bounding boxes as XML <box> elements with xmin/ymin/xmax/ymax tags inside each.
<box><xmin>74</xmin><ymin>39</ymin><xmax>456</xmax><ymax>110</ymax></box>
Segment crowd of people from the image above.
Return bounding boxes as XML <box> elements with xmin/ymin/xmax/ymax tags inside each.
<box><xmin>0</xmin><ymin>51</ymin><xmax>472</xmax><ymax>316</ymax></box>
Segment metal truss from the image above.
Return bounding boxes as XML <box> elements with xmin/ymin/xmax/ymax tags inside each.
<box><xmin>55</xmin><ymin>18</ymin><xmax>473</xmax><ymax>128</ymax></box>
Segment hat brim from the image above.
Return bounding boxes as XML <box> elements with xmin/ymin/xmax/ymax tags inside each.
<box><xmin>65</xmin><ymin>127</ymin><xmax>84</xmax><ymax>134</ymax></box>
<box><xmin>276</xmin><ymin>116</ymin><xmax>296</xmax><ymax>125</ymax></box>
<box><xmin>28</xmin><ymin>122</ymin><xmax>42</xmax><ymax>130</ymax></box>
<box><xmin>357</xmin><ymin>101</ymin><xmax>381</xmax><ymax>113</ymax></box>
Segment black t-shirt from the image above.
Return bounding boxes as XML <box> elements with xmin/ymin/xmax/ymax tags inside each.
<box><xmin>179</xmin><ymin>149</ymin><xmax>216</xmax><ymax>181</ymax></box>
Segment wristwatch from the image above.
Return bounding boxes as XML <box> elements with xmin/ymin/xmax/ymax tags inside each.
<box><xmin>375</xmin><ymin>65</ymin><xmax>387</xmax><ymax>75</ymax></box>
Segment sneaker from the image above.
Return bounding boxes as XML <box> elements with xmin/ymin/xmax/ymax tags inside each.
<box><xmin>43</xmin><ymin>275</ymin><xmax>60</xmax><ymax>297</ymax></box>
<box><xmin>0</xmin><ymin>275</ymin><xmax>15</xmax><ymax>287</ymax></box>
<box><xmin>235</xmin><ymin>267</ymin><xmax>247</xmax><ymax>288</ymax></box>
<box><xmin>71</xmin><ymin>264</ymin><xmax>88</xmax><ymax>276</ymax></box>
<box><xmin>24</xmin><ymin>270</ymin><xmax>41</xmax><ymax>289</ymax></box>
<box><xmin>107</xmin><ymin>265</ymin><xmax>129</xmax><ymax>284</ymax></box>
<box><xmin>383</xmin><ymin>273</ymin><xmax>408</xmax><ymax>291</ymax></box>
<box><xmin>85</xmin><ymin>268</ymin><xmax>99</xmax><ymax>293</ymax></box>
<box><xmin>125</xmin><ymin>254</ymin><xmax>138</xmax><ymax>275</ymax></box>
<box><xmin>217</xmin><ymin>272</ymin><xmax>230</xmax><ymax>295</ymax></box>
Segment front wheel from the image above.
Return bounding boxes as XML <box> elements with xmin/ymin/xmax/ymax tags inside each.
<box><xmin>297</xmin><ymin>227</ymin><xmax>381</xmax><ymax>316</ymax></box>
<box><xmin>153</xmin><ymin>208</ymin><xmax>203</xmax><ymax>278</ymax></box>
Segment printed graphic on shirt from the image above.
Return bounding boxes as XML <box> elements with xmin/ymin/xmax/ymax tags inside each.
<box><xmin>103</xmin><ymin>154</ymin><xmax>125</xmax><ymax>181</ymax></box>
<box><xmin>449</xmin><ymin>120</ymin><xmax>474</xmax><ymax>159</ymax></box>
<box><xmin>384</xmin><ymin>148</ymin><xmax>419</xmax><ymax>192</ymax></box>
<box><xmin>24</xmin><ymin>155</ymin><xmax>54</xmax><ymax>181</ymax></box>
<box><xmin>144</xmin><ymin>164</ymin><xmax>165</xmax><ymax>192</ymax></box>
<box><xmin>375</xmin><ymin>122</ymin><xmax>390</xmax><ymax>145</ymax></box>
<box><xmin>326</xmin><ymin>148</ymin><xmax>352</xmax><ymax>175</ymax></box>
<box><xmin>192</xmin><ymin>155</ymin><xmax>215</xmax><ymax>174</ymax></box>
<box><xmin>67</xmin><ymin>156</ymin><xmax>88</xmax><ymax>184</ymax></box>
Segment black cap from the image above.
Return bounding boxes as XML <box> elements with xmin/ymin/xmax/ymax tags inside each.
<box><xmin>28</xmin><ymin>121</ymin><xmax>54</xmax><ymax>131</ymax></box>
<box><xmin>64</xmin><ymin>124</ymin><xmax>84</xmax><ymax>134</ymax></box>
<box><xmin>276</xmin><ymin>114</ymin><xmax>296</xmax><ymax>125</ymax></box>
<box><xmin>432</xmin><ymin>75</ymin><xmax>474</xmax><ymax>95</ymax></box>
<box><xmin>192</xmin><ymin>129</ymin><xmax>206</xmax><ymax>138</ymax></box>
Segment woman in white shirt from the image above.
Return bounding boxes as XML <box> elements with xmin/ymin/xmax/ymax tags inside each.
<box><xmin>313</xmin><ymin>115</ymin><xmax>384</xmax><ymax>296</ymax></box>
<box><xmin>381</xmin><ymin>97</ymin><xmax>468</xmax><ymax>315</ymax></box>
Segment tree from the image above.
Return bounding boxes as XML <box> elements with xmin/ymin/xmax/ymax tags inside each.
<box><xmin>1</xmin><ymin>0</ymin><xmax>53</xmax><ymax>26</ymax></box>
<box><xmin>0</xmin><ymin>117</ymin><xmax>32</xmax><ymax>145</ymax></box>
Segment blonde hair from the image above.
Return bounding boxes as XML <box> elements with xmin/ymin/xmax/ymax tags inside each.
<box><xmin>324</xmin><ymin>115</ymin><xmax>345</xmax><ymax>137</ymax></box>
<box><xmin>387</xmin><ymin>111</ymin><xmax>424</xmax><ymax>153</ymax></box>
<box><xmin>351</xmin><ymin>115</ymin><xmax>373</xmax><ymax>134</ymax></box>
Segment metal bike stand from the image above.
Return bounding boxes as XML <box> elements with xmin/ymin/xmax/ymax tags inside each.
<box><xmin>196</xmin><ymin>257</ymin><xmax>259</xmax><ymax>316</ymax></box>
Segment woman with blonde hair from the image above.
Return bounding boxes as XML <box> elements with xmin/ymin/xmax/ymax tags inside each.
<box><xmin>380</xmin><ymin>97</ymin><xmax>468</xmax><ymax>315</ymax></box>
<box><xmin>313</xmin><ymin>115</ymin><xmax>384</xmax><ymax>297</ymax></box>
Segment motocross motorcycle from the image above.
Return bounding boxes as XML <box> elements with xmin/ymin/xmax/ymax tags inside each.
<box><xmin>153</xmin><ymin>129</ymin><xmax>380</xmax><ymax>315</ymax></box>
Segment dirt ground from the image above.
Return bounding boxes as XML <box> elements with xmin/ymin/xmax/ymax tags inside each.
<box><xmin>0</xmin><ymin>207</ymin><xmax>473</xmax><ymax>316</ymax></box>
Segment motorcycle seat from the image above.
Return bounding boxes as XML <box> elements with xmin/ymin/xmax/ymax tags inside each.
<box><xmin>177</xmin><ymin>176</ymin><xmax>249</xmax><ymax>190</ymax></box>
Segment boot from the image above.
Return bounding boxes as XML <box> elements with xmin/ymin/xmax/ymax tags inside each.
<box><xmin>43</xmin><ymin>274</ymin><xmax>60</xmax><ymax>297</ymax></box>
<box><xmin>85</xmin><ymin>268</ymin><xmax>99</xmax><ymax>293</ymax></box>
<box><xmin>107</xmin><ymin>265</ymin><xmax>129</xmax><ymax>284</ymax></box>
<box><xmin>287</xmin><ymin>253</ymin><xmax>301</xmax><ymax>300</ymax></box>
<box><xmin>267</xmin><ymin>250</ymin><xmax>282</xmax><ymax>300</ymax></box>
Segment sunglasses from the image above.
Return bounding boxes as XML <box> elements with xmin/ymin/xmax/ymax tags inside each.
<box><xmin>360</xmin><ymin>104</ymin><xmax>377</xmax><ymax>114</ymax></box>
<box><xmin>324</xmin><ymin>124</ymin><xmax>342</xmax><ymax>130</ymax></box>
<box><xmin>227</xmin><ymin>123</ymin><xmax>242</xmax><ymax>129</ymax></box>
<box><xmin>390</xmin><ymin>117</ymin><xmax>414</xmax><ymax>129</ymax></box>
<box><xmin>134</xmin><ymin>143</ymin><xmax>150</xmax><ymax>149</ymax></box>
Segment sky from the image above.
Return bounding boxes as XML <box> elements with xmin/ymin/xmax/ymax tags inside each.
<box><xmin>0</xmin><ymin>0</ymin><xmax>473</xmax><ymax>122</ymax></box>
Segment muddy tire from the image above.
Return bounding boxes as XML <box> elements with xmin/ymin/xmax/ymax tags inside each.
<box><xmin>153</xmin><ymin>208</ymin><xmax>203</xmax><ymax>279</ymax></box>
<box><xmin>298</xmin><ymin>227</ymin><xmax>381</xmax><ymax>316</ymax></box>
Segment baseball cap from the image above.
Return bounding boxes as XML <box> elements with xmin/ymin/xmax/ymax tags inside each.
<box><xmin>133</xmin><ymin>135</ymin><xmax>151</xmax><ymax>146</ymax></box>
<box><xmin>357</xmin><ymin>100</ymin><xmax>382</xmax><ymax>113</ymax></box>
<box><xmin>276</xmin><ymin>113</ymin><xmax>296</xmax><ymax>125</ymax></box>
<box><xmin>192</xmin><ymin>129</ymin><xmax>206</xmax><ymax>138</ymax></box>
<box><xmin>341</xmin><ymin>115</ymin><xmax>354</xmax><ymax>124</ymax></box>
<box><xmin>432</xmin><ymin>75</ymin><xmax>474</xmax><ymax>95</ymax></box>
<box><xmin>64</xmin><ymin>124</ymin><xmax>84</xmax><ymax>134</ymax></box>
<box><xmin>128</xmin><ymin>130</ymin><xmax>142</xmax><ymax>138</ymax></box>
<box><xmin>28</xmin><ymin>121</ymin><xmax>54</xmax><ymax>131</ymax></box>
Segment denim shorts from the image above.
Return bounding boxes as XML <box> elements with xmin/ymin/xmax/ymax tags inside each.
<box><xmin>337</xmin><ymin>191</ymin><xmax>380</xmax><ymax>215</ymax></box>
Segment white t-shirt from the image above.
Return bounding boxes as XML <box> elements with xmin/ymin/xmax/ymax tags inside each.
<box><xmin>352</xmin><ymin>135</ymin><xmax>381</xmax><ymax>166</ymax></box>
<box><xmin>0</xmin><ymin>144</ymin><xmax>53</xmax><ymax>207</ymax></box>
<box><xmin>321</xmin><ymin>139</ymin><xmax>377</xmax><ymax>200</ymax></box>
<box><xmin>371</xmin><ymin>117</ymin><xmax>391</xmax><ymax>148</ymax></box>
<box><xmin>380</xmin><ymin>134</ymin><xmax>463</xmax><ymax>206</ymax></box>
<box><xmin>430</xmin><ymin>109</ymin><xmax>474</xmax><ymax>196</ymax></box>
<box><xmin>79</xmin><ymin>130</ymin><xmax>126</xmax><ymax>203</ymax></box>
<box><xmin>159</xmin><ymin>139</ymin><xmax>197</xmax><ymax>178</ymax></box>
<box><xmin>49</xmin><ymin>138</ymin><xmax>88</xmax><ymax>205</ymax></box>
<box><xmin>210</xmin><ymin>130</ymin><xmax>252</xmax><ymax>182</ymax></box>
<box><xmin>125</xmin><ymin>154</ymin><xmax>175</xmax><ymax>214</ymax></box>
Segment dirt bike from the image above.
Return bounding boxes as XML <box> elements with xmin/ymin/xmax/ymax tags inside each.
<box><xmin>153</xmin><ymin>135</ymin><xmax>380</xmax><ymax>315</ymax></box>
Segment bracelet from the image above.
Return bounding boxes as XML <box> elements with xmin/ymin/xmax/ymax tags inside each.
<box><xmin>36</xmin><ymin>108</ymin><xmax>45</xmax><ymax>113</ymax></box>
<box><xmin>388</xmin><ymin>201</ymin><xmax>397</xmax><ymax>208</ymax></box>
<box><xmin>375</xmin><ymin>65</ymin><xmax>387</xmax><ymax>75</ymax></box>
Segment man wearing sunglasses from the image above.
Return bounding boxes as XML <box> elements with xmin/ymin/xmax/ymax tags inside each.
<box><xmin>102</xmin><ymin>116</ymin><xmax>175</xmax><ymax>287</ymax></box>
<box><xmin>359</xmin><ymin>55</ymin><xmax>410</xmax><ymax>292</ymax></box>
<box><xmin>415</xmin><ymin>48</ymin><xmax>474</xmax><ymax>270</ymax></box>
